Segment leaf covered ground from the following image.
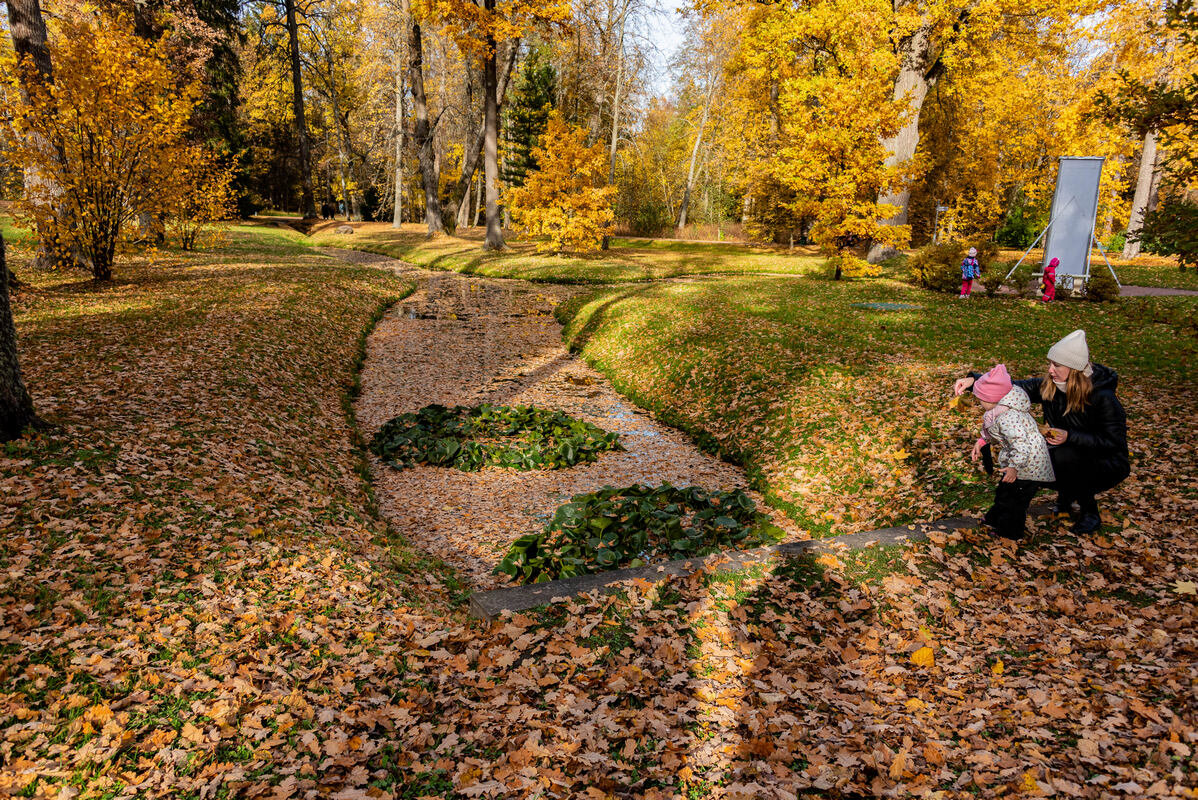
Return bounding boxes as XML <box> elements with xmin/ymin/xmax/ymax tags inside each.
<box><xmin>1</xmin><ymin>228</ymin><xmax>1195</xmax><ymax>798</ymax></box>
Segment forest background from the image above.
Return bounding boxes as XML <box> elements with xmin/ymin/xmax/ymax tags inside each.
<box><xmin>0</xmin><ymin>0</ymin><xmax>1194</xmax><ymax>267</ymax></box>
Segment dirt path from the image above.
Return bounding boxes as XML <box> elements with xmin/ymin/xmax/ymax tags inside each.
<box><xmin>322</xmin><ymin>247</ymin><xmax>803</xmax><ymax>589</ymax></box>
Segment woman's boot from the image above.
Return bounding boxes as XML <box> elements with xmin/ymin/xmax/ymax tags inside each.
<box><xmin>1073</xmin><ymin>496</ymin><xmax>1102</xmax><ymax>534</ymax></box>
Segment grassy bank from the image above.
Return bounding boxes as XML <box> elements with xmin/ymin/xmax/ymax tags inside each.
<box><xmin>559</xmin><ymin>274</ymin><xmax>1197</xmax><ymax>536</ymax></box>
<box><xmin>308</xmin><ymin>222</ymin><xmax>823</xmax><ymax>283</ymax></box>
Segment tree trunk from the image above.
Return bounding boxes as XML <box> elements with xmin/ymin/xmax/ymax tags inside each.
<box><xmin>284</xmin><ymin>0</ymin><xmax>317</xmax><ymax>219</ymax></box>
<box><xmin>5</xmin><ymin>0</ymin><xmax>80</xmax><ymax>271</ymax></box>
<box><xmin>676</xmin><ymin>90</ymin><xmax>712</xmax><ymax>231</ymax></box>
<box><xmin>1123</xmin><ymin>130</ymin><xmax>1160</xmax><ymax>259</ymax></box>
<box><xmin>393</xmin><ymin>54</ymin><xmax>405</xmax><ymax>228</ymax></box>
<box><xmin>0</xmin><ymin>235</ymin><xmax>39</xmax><ymax>442</ymax></box>
<box><xmin>443</xmin><ymin>43</ymin><xmax>518</xmax><ymax>230</ymax></box>
<box><xmin>482</xmin><ymin>6</ymin><xmax>503</xmax><ymax>250</ymax></box>
<box><xmin>404</xmin><ymin>4</ymin><xmax>443</xmax><ymax>236</ymax></box>
<box><xmin>326</xmin><ymin>67</ymin><xmax>358</xmax><ymax>223</ymax></box>
<box><xmin>867</xmin><ymin>18</ymin><xmax>935</xmax><ymax>263</ymax></box>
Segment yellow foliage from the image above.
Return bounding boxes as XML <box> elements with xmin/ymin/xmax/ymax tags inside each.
<box><xmin>161</xmin><ymin>146</ymin><xmax>236</xmax><ymax>251</ymax></box>
<box><xmin>0</xmin><ymin>14</ymin><xmax>206</xmax><ymax>279</ymax></box>
<box><xmin>717</xmin><ymin>0</ymin><xmax>910</xmax><ymax>255</ymax></box>
<box><xmin>507</xmin><ymin>113</ymin><xmax>615</xmax><ymax>254</ymax></box>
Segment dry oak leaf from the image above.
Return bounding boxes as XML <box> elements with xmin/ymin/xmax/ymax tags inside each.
<box><xmin>1172</xmin><ymin>580</ymin><xmax>1196</xmax><ymax>595</ymax></box>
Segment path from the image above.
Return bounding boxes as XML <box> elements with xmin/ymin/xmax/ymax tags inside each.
<box><xmin>322</xmin><ymin>247</ymin><xmax>804</xmax><ymax>589</ymax></box>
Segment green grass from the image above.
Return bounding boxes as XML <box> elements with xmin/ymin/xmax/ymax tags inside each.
<box><xmin>557</xmin><ymin>273</ymin><xmax>1196</xmax><ymax>536</ymax></box>
<box><xmin>309</xmin><ymin>222</ymin><xmax>823</xmax><ymax>283</ymax></box>
<box><xmin>1107</xmin><ymin>260</ymin><xmax>1198</xmax><ymax>290</ymax></box>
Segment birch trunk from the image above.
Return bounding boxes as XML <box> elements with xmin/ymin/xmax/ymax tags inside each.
<box><xmin>393</xmin><ymin>57</ymin><xmax>405</xmax><ymax>228</ymax></box>
<box><xmin>676</xmin><ymin>90</ymin><xmax>712</xmax><ymax>231</ymax></box>
<box><xmin>1123</xmin><ymin>131</ymin><xmax>1159</xmax><ymax>259</ymax></box>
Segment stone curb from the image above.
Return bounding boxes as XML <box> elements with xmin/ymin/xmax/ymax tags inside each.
<box><xmin>468</xmin><ymin>507</ymin><xmax>1041</xmax><ymax>621</ymax></box>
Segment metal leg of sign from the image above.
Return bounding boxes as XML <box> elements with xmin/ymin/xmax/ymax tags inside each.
<box><xmin>1091</xmin><ymin>233</ymin><xmax>1121</xmax><ymax>287</ymax></box>
<box><xmin>1002</xmin><ymin>196</ymin><xmax>1078</xmax><ymax>281</ymax></box>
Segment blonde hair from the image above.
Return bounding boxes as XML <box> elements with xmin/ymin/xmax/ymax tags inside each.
<box><xmin>1041</xmin><ymin>369</ymin><xmax>1092</xmax><ymax>415</ymax></box>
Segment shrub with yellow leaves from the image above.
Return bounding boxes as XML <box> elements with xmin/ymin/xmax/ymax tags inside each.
<box><xmin>0</xmin><ymin>14</ymin><xmax>204</xmax><ymax>280</ymax></box>
<box><xmin>162</xmin><ymin>146</ymin><xmax>236</xmax><ymax>251</ymax></box>
<box><xmin>506</xmin><ymin>113</ymin><xmax>615</xmax><ymax>254</ymax></box>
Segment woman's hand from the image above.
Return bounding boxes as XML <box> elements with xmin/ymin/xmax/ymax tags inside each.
<box><xmin>999</xmin><ymin>466</ymin><xmax>1018</xmax><ymax>483</ymax></box>
<box><xmin>953</xmin><ymin>377</ymin><xmax>975</xmax><ymax>396</ymax></box>
<box><xmin>1044</xmin><ymin>428</ymin><xmax>1068</xmax><ymax>446</ymax></box>
<box><xmin>971</xmin><ymin>440</ymin><xmax>984</xmax><ymax>462</ymax></box>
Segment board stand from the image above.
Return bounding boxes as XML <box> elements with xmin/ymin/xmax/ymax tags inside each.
<box><xmin>1001</xmin><ymin>197</ymin><xmax>1121</xmax><ymax>295</ymax></box>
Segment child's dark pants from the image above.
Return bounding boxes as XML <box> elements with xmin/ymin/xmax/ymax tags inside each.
<box><xmin>984</xmin><ymin>480</ymin><xmax>1041</xmax><ymax>539</ymax></box>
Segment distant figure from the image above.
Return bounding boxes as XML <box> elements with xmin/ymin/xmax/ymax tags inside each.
<box><xmin>968</xmin><ymin>364</ymin><xmax>1056</xmax><ymax>539</ymax></box>
<box><xmin>1042</xmin><ymin>257</ymin><xmax>1058</xmax><ymax>302</ymax></box>
<box><xmin>959</xmin><ymin>247</ymin><xmax>981</xmax><ymax>299</ymax></box>
<box><xmin>320</xmin><ymin>202</ymin><xmax>336</xmax><ymax>220</ymax></box>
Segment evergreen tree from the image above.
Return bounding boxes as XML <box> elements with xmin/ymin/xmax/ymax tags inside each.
<box><xmin>502</xmin><ymin>46</ymin><xmax>557</xmax><ymax>188</ymax></box>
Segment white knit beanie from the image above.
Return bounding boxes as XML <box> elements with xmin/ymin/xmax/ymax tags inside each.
<box><xmin>1047</xmin><ymin>329</ymin><xmax>1093</xmax><ymax>375</ymax></box>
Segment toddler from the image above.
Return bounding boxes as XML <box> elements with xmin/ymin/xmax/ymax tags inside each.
<box><xmin>1041</xmin><ymin>257</ymin><xmax>1058</xmax><ymax>302</ymax></box>
<box><xmin>969</xmin><ymin>364</ymin><xmax>1056</xmax><ymax>538</ymax></box>
<box><xmin>960</xmin><ymin>247</ymin><xmax>981</xmax><ymax>298</ymax></box>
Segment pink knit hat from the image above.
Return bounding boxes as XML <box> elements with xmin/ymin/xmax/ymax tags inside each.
<box><xmin>973</xmin><ymin>364</ymin><xmax>1012</xmax><ymax>403</ymax></box>
<box><xmin>1048</xmin><ymin>257</ymin><xmax>1059</xmax><ymax>268</ymax></box>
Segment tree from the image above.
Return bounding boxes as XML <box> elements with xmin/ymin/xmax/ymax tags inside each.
<box><xmin>507</xmin><ymin>112</ymin><xmax>615</xmax><ymax>252</ymax></box>
<box><xmin>673</xmin><ymin>9</ymin><xmax>733</xmax><ymax>232</ymax></box>
<box><xmin>1096</xmin><ymin>0</ymin><xmax>1198</xmax><ymax>259</ymax></box>
<box><xmin>403</xmin><ymin>0</ymin><xmax>444</xmax><ymax>235</ymax></box>
<box><xmin>501</xmin><ymin>44</ymin><xmax>556</xmax><ymax>188</ymax></box>
<box><xmin>283</xmin><ymin>0</ymin><xmax>318</xmax><ymax>218</ymax></box>
<box><xmin>3</xmin><ymin>0</ymin><xmax>80</xmax><ymax>271</ymax></box>
<box><xmin>1</xmin><ymin>14</ymin><xmax>200</xmax><ymax>280</ymax></box>
<box><xmin>717</xmin><ymin>0</ymin><xmax>909</xmax><ymax>261</ymax></box>
<box><xmin>0</xmin><ymin>234</ymin><xmax>39</xmax><ymax>442</ymax></box>
<box><xmin>437</xmin><ymin>0</ymin><xmax>571</xmax><ymax>249</ymax></box>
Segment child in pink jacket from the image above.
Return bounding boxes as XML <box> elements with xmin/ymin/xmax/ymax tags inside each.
<box><xmin>1042</xmin><ymin>257</ymin><xmax>1058</xmax><ymax>302</ymax></box>
<box><xmin>970</xmin><ymin>364</ymin><xmax>1056</xmax><ymax>539</ymax></box>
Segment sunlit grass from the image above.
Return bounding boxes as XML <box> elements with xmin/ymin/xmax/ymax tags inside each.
<box><xmin>559</xmin><ymin>272</ymin><xmax>1196</xmax><ymax>536</ymax></box>
<box><xmin>309</xmin><ymin>222</ymin><xmax>824</xmax><ymax>283</ymax></box>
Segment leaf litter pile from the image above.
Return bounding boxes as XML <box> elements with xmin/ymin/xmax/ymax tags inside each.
<box><xmin>0</xmin><ymin>233</ymin><xmax>1192</xmax><ymax>798</ymax></box>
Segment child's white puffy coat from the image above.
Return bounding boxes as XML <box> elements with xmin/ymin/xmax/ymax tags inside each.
<box><xmin>981</xmin><ymin>387</ymin><xmax>1056</xmax><ymax>482</ymax></box>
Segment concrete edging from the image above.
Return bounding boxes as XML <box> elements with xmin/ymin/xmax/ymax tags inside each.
<box><xmin>468</xmin><ymin>510</ymin><xmax>1003</xmax><ymax>621</ymax></box>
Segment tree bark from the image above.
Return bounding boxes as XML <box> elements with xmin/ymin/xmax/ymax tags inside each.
<box><xmin>404</xmin><ymin>3</ymin><xmax>443</xmax><ymax>236</ymax></box>
<box><xmin>284</xmin><ymin>0</ymin><xmax>317</xmax><ymax>219</ymax></box>
<box><xmin>0</xmin><ymin>235</ymin><xmax>39</xmax><ymax>442</ymax></box>
<box><xmin>1123</xmin><ymin>130</ymin><xmax>1160</xmax><ymax>259</ymax></box>
<box><xmin>676</xmin><ymin>88</ymin><xmax>713</xmax><ymax>231</ymax></box>
<box><xmin>442</xmin><ymin>42</ymin><xmax>518</xmax><ymax>231</ymax></box>
<box><xmin>483</xmin><ymin>3</ymin><xmax>503</xmax><ymax>250</ymax></box>
<box><xmin>867</xmin><ymin>17</ymin><xmax>936</xmax><ymax>263</ymax></box>
<box><xmin>5</xmin><ymin>0</ymin><xmax>80</xmax><ymax>272</ymax></box>
<box><xmin>393</xmin><ymin>55</ymin><xmax>405</xmax><ymax>228</ymax></box>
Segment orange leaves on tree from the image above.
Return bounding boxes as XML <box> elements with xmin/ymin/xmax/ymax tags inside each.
<box><xmin>0</xmin><ymin>14</ymin><xmax>227</xmax><ymax>279</ymax></box>
<box><xmin>507</xmin><ymin>113</ymin><xmax>615</xmax><ymax>254</ymax></box>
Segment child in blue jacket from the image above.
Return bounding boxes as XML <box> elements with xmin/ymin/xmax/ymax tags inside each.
<box><xmin>960</xmin><ymin>247</ymin><xmax>981</xmax><ymax>298</ymax></box>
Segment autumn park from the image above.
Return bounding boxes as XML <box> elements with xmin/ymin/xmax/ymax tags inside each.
<box><xmin>1</xmin><ymin>0</ymin><xmax>1197</xmax><ymax>793</ymax></box>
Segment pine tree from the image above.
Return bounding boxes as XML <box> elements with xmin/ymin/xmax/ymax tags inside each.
<box><xmin>502</xmin><ymin>46</ymin><xmax>557</xmax><ymax>188</ymax></box>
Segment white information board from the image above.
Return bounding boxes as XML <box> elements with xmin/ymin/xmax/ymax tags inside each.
<box><xmin>1043</xmin><ymin>157</ymin><xmax>1104</xmax><ymax>278</ymax></box>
